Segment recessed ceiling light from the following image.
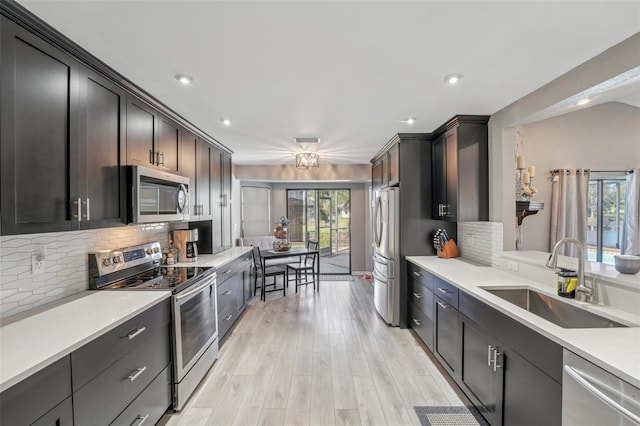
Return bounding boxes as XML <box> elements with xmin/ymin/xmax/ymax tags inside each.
<box><xmin>444</xmin><ymin>73</ymin><xmax>463</xmax><ymax>85</ymax></box>
<box><xmin>402</xmin><ymin>117</ymin><xmax>416</xmax><ymax>125</ymax></box>
<box><xmin>221</xmin><ymin>118</ymin><xmax>232</xmax><ymax>126</ymax></box>
<box><xmin>175</xmin><ymin>74</ymin><xmax>193</xmax><ymax>85</ymax></box>
<box><xmin>576</xmin><ymin>98</ymin><xmax>591</xmax><ymax>106</ymax></box>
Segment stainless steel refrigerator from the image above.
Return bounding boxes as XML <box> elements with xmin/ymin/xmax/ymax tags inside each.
<box><xmin>372</xmin><ymin>187</ymin><xmax>400</xmax><ymax>326</ymax></box>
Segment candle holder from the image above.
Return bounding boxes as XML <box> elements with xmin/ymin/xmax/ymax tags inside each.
<box><xmin>516</xmin><ymin>168</ymin><xmax>530</xmax><ymax>201</ymax></box>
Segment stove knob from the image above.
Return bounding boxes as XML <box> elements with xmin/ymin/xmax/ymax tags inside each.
<box><xmin>112</xmin><ymin>256</ymin><xmax>121</xmax><ymax>264</ymax></box>
<box><xmin>153</xmin><ymin>247</ymin><xmax>160</xmax><ymax>253</ymax></box>
<box><xmin>102</xmin><ymin>258</ymin><xmax>112</xmax><ymax>266</ymax></box>
<box><xmin>146</xmin><ymin>248</ymin><xmax>153</xmax><ymax>255</ymax></box>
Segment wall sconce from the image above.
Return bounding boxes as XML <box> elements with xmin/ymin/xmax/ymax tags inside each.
<box><xmin>295</xmin><ymin>152</ymin><xmax>319</xmax><ymax>170</ymax></box>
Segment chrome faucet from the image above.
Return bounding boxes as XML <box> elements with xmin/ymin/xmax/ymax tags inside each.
<box><xmin>546</xmin><ymin>238</ymin><xmax>593</xmax><ymax>302</ymax></box>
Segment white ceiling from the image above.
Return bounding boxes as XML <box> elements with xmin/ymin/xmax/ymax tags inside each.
<box><xmin>16</xmin><ymin>1</ymin><xmax>640</xmax><ymax>165</ymax></box>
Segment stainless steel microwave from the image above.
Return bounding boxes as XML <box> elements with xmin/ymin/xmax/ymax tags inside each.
<box><xmin>126</xmin><ymin>165</ymin><xmax>190</xmax><ymax>224</ymax></box>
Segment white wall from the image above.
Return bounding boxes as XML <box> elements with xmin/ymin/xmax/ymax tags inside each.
<box><xmin>489</xmin><ymin>32</ymin><xmax>640</xmax><ymax>251</ymax></box>
<box><xmin>517</xmin><ymin>102</ymin><xmax>640</xmax><ymax>252</ymax></box>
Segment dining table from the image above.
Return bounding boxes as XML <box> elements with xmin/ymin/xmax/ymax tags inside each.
<box><xmin>259</xmin><ymin>246</ymin><xmax>321</xmax><ymax>292</ymax></box>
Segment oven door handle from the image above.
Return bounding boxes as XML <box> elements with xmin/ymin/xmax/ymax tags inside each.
<box><xmin>564</xmin><ymin>365</ymin><xmax>640</xmax><ymax>424</ymax></box>
<box><xmin>175</xmin><ymin>278</ymin><xmax>213</xmax><ymax>302</ymax></box>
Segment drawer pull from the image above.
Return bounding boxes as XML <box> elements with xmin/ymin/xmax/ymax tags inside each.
<box><xmin>412</xmin><ymin>271</ymin><xmax>422</xmax><ymax>278</ymax></box>
<box><xmin>412</xmin><ymin>318</ymin><xmax>423</xmax><ymax>326</ymax></box>
<box><xmin>437</xmin><ymin>287</ymin><xmax>450</xmax><ymax>294</ymax></box>
<box><xmin>224</xmin><ymin>269</ymin><xmax>232</xmax><ymax>274</ymax></box>
<box><xmin>413</xmin><ymin>293</ymin><xmax>423</xmax><ymax>299</ymax></box>
<box><xmin>223</xmin><ymin>314</ymin><xmax>233</xmax><ymax>322</ymax></box>
<box><xmin>436</xmin><ymin>301</ymin><xmax>448</xmax><ymax>309</ymax></box>
<box><xmin>223</xmin><ymin>290</ymin><xmax>232</xmax><ymax>296</ymax></box>
<box><xmin>126</xmin><ymin>326</ymin><xmax>147</xmax><ymax>340</ymax></box>
<box><xmin>488</xmin><ymin>345</ymin><xmax>494</xmax><ymax>367</ymax></box>
<box><xmin>127</xmin><ymin>366</ymin><xmax>147</xmax><ymax>382</ymax></box>
<box><xmin>133</xmin><ymin>414</ymin><xmax>150</xmax><ymax>426</ymax></box>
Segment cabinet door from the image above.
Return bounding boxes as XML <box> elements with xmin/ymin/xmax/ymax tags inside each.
<box><xmin>460</xmin><ymin>315</ymin><xmax>502</xmax><ymax>426</ymax></box>
<box><xmin>243</xmin><ymin>264</ymin><xmax>252</xmax><ymax>306</ymax></box>
<box><xmin>372</xmin><ymin>159</ymin><xmax>383</xmax><ymax>194</ymax></box>
<box><xmin>210</xmin><ymin>147</ymin><xmax>223</xmax><ymax>251</ymax></box>
<box><xmin>222</xmin><ymin>153</ymin><xmax>233</xmax><ymax>249</ymax></box>
<box><xmin>126</xmin><ymin>97</ymin><xmax>156</xmax><ymax>167</ymax></box>
<box><xmin>197</xmin><ymin>140</ymin><xmax>213</xmax><ymax>218</ymax></box>
<box><xmin>181</xmin><ymin>130</ymin><xmax>198</xmax><ymax>215</ymax></box>
<box><xmin>0</xmin><ymin>17</ymin><xmax>79</xmax><ymax>235</ymax></box>
<box><xmin>444</xmin><ymin>129</ymin><xmax>458</xmax><ymax>221</ymax></box>
<box><xmin>79</xmin><ymin>67</ymin><xmax>126</xmax><ymax>228</ymax></box>
<box><xmin>388</xmin><ymin>143</ymin><xmax>400</xmax><ymax>186</ymax></box>
<box><xmin>434</xmin><ymin>296</ymin><xmax>459</xmax><ymax>378</ymax></box>
<box><xmin>158</xmin><ymin>116</ymin><xmax>180</xmax><ymax>173</ymax></box>
<box><xmin>32</xmin><ymin>397</ymin><xmax>73</xmax><ymax>426</ymax></box>
<box><xmin>502</xmin><ymin>345</ymin><xmax>561</xmax><ymax>426</ymax></box>
<box><xmin>381</xmin><ymin>153</ymin><xmax>390</xmax><ymax>188</ymax></box>
<box><xmin>431</xmin><ymin>135</ymin><xmax>446</xmax><ymax>219</ymax></box>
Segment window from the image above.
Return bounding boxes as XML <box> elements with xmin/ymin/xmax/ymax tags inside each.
<box><xmin>587</xmin><ymin>173</ymin><xmax>627</xmax><ymax>264</ymax></box>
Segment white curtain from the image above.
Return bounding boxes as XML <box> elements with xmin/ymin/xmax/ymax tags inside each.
<box><xmin>549</xmin><ymin>169</ymin><xmax>590</xmax><ymax>257</ymax></box>
<box><xmin>621</xmin><ymin>169</ymin><xmax>640</xmax><ymax>255</ymax></box>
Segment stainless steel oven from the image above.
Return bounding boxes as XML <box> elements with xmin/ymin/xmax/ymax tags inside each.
<box><xmin>126</xmin><ymin>165</ymin><xmax>190</xmax><ymax>224</ymax></box>
<box><xmin>89</xmin><ymin>242</ymin><xmax>219</xmax><ymax>411</ymax></box>
<box><xmin>172</xmin><ymin>271</ymin><xmax>218</xmax><ymax>410</ymax></box>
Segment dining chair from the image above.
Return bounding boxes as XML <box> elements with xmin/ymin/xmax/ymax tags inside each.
<box><xmin>251</xmin><ymin>245</ymin><xmax>286</xmax><ymax>301</ymax></box>
<box><xmin>286</xmin><ymin>239</ymin><xmax>318</xmax><ymax>292</ymax></box>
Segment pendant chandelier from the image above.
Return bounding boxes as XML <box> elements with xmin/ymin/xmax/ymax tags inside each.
<box><xmin>295</xmin><ymin>152</ymin><xmax>319</xmax><ymax>170</ymax></box>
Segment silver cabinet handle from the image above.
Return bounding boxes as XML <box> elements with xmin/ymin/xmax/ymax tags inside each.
<box><xmin>413</xmin><ymin>293</ymin><xmax>423</xmax><ymax>299</ymax></box>
<box><xmin>126</xmin><ymin>326</ymin><xmax>146</xmax><ymax>340</ymax></box>
<box><xmin>493</xmin><ymin>348</ymin><xmax>502</xmax><ymax>372</ymax></box>
<box><xmin>149</xmin><ymin>150</ymin><xmax>155</xmax><ymax>164</ymax></box>
<box><xmin>85</xmin><ymin>198</ymin><xmax>90</xmax><ymax>220</ymax></box>
<box><xmin>563</xmin><ymin>365</ymin><xmax>640</xmax><ymax>424</ymax></box>
<box><xmin>437</xmin><ymin>287</ymin><xmax>450</xmax><ymax>294</ymax></box>
<box><xmin>223</xmin><ymin>314</ymin><xmax>233</xmax><ymax>322</ymax></box>
<box><xmin>412</xmin><ymin>271</ymin><xmax>422</xmax><ymax>278</ymax></box>
<box><xmin>133</xmin><ymin>414</ymin><xmax>150</xmax><ymax>426</ymax></box>
<box><xmin>73</xmin><ymin>198</ymin><xmax>82</xmax><ymax>221</ymax></box>
<box><xmin>224</xmin><ymin>269</ymin><xmax>232</xmax><ymax>274</ymax></box>
<box><xmin>412</xmin><ymin>318</ymin><xmax>423</xmax><ymax>326</ymax></box>
<box><xmin>436</xmin><ymin>301</ymin><xmax>448</xmax><ymax>309</ymax></box>
<box><xmin>159</xmin><ymin>152</ymin><xmax>165</xmax><ymax>166</ymax></box>
<box><xmin>223</xmin><ymin>290</ymin><xmax>232</xmax><ymax>296</ymax></box>
<box><xmin>488</xmin><ymin>345</ymin><xmax>494</xmax><ymax>367</ymax></box>
<box><xmin>127</xmin><ymin>366</ymin><xmax>147</xmax><ymax>382</ymax></box>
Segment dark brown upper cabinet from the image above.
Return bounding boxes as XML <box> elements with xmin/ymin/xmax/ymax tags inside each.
<box><xmin>1</xmin><ymin>17</ymin><xmax>126</xmax><ymax>235</ymax></box>
<box><xmin>432</xmin><ymin>115</ymin><xmax>489</xmax><ymax>222</ymax></box>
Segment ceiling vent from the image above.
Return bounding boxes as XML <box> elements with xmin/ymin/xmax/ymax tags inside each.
<box><xmin>294</xmin><ymin>137</ymin><xmax>321</xmax><ymax>144</ymax></box>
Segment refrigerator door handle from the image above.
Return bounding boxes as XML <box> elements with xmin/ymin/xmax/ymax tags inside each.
<box><xmin>374</xmin><ymin>196</ymin><xmax>382</xmax><ymax>247</ymax></box>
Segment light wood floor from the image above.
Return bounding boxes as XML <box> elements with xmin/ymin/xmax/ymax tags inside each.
<box><xmin>162</xmin><ymin>277</ymin><xmax>463</xmax><ymax>426</ymax></box>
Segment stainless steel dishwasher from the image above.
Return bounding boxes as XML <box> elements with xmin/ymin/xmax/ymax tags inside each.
<box><xmin>563</xmin><ymin>350</ymin><xmax>640</xmax><ymax>425</ymax></box>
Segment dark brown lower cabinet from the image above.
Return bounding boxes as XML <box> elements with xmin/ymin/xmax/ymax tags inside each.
<box><xmin>434</xmin><ymin>295</ymin><xmax>460</xmax><ymax>379</ymax></box>
<box><xmin>217</xmin><ymin>253</ymin><xmax>252</xmax><ymax>342</ymax></box>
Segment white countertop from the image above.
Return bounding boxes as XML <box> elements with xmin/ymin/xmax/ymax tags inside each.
<box><xmin>0</xmin><ymin>290</ymin><xmax>171</xmax><ymax>393</ymax></box>
<box><xmin>501</xmin><ymin>250</ymin><xmax>640</xmax><ymax>289</ymax></box>
<box><xmin>172</xmin><ymin>246</ymin><xmax>252</xmax><ymax>269</ymax></box>
<box><xmin>406</xmin><ymin>256</ymin><xmax>640</xmax><ymax>388</ymax></box>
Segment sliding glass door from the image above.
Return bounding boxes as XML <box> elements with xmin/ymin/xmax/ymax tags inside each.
<box><xmin>287</xmin><ymin>189</ymin><xmax>351</xmax><ymax>274</ymax></box>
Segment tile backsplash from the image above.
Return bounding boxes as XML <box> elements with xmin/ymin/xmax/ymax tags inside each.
<box><xmin>457</xmin><ymin>222</ymin><xmax>503</xmax><ymax>267</ymax></box>
<box><xmin>0</xmin><ymin>223</ymin><xmax>181</xmax><ymax>319</ymax></box>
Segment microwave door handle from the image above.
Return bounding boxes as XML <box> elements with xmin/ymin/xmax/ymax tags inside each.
<box><xmin>563</xmin><ymin>365</ymin><xmax>640</xmax><ymax>424</ymax></box>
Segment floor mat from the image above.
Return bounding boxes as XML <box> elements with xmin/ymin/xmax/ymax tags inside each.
<box><xmin>414</xmin><ymin>406</ymin><xmax>489</xmax><ymax>426</ymax></box>
<box><xmin>318</xmin><ymin>274</ymin><xmax>354</xmax><ymax>281</ymax></box>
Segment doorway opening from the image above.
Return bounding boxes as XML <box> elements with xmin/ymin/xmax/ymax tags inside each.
<box><xmin>287</xmin><ymin>189</ymin><xmax>351</xmax><ymax>274</ymax></box>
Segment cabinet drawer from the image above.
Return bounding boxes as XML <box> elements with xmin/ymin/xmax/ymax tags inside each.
<box><xmin>73</xmin><ymin>324</ymin><xmax>170</xmax><ymax>426</ymax></box>
<box><xmin>409</xmin><ymin>301</ymin><xmax>434</xmax><ymax>352</ymax></box>
<box><xmin>72</xmin><ymin>299</ymin><xmax>170</xmax><ymax>391</ymax></box>
<box><xmin>0</xmin><ymin>355</ymin><xmax>71</xmax><ymax>426</ymax></box>
<box><xmin>217</xmin><ymin>255</ymin><xmax>251</xmax><ymax>286</ymax></box>
<box><xmin>111</xmin><ymin>366</ymin><xmax>172</xmax><ymax>426</ymax></box>
<box><xmin>408</xmin><ymin>263</ymin><xmax>433</xmax><ymax>291</ymax></box>
<box><xmin>433</xmin><ymin>277</ymin><xmax>458</xmax><ymax>308</ymax></box>
<box><xmin>218</xmin><ymin>299</ymin><xmax>240</xmax><ymax>339</ymax></box>
<box><xmin>409</xmin><ymin>278</ymin><xmax>434</xmax><ymax>321</ymax></box>
<box><xmin>217</xmin><ymin>275</ymin><xmax>242</xmax><ymax>313</ymax></box>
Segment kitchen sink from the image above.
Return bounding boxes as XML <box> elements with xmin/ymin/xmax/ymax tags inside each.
<box><xmin>482</xmin><ymin>287</ymin><xmax>627</xmax><ymax>328</ymax></box>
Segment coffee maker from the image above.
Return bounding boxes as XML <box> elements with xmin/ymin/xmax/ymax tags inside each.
<box><xmin>172</xmin><ymin>229</ymin><xmax>199</xmax><ymax>262</ymax></box>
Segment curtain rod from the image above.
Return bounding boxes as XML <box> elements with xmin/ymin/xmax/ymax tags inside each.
<box><xmin>549</xmin><ymin>169</ymin><xmax>634</xmax><ymax>174</ymax></box>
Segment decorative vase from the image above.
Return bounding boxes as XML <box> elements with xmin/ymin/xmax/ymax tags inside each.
<box><xmin>273</xmin><ymin>240</ymin><xmax>291</xmax><ymax>252</ymax></box>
